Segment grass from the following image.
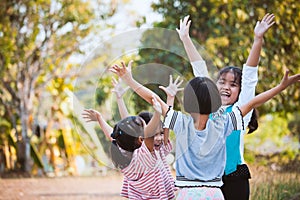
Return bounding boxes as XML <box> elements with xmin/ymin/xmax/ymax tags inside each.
<box><xmin>249</xmin><ymin>164</ymin><xmax>300</xmax><ymax>200</ymax></box>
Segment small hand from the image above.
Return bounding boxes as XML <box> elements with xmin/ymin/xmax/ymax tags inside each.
<box><xmin>111</xmin><ymin>77</ymin><xmax>129</xmax><ymax>98</ymax></box>
<box><xmin>82</xmin><ymin>109</ymin><xmax>101</xmax><ymax>122</ymax></box>
<box><xmin>254</xmin><ymin>13</ymin><xmax>275</xmax><ymax>39</ymax></box>
<box><xmin>109</xmin><ymin>60</ymin><xmax>133</xmax><ymax>82</ymax></box>
<box><xmin>159</xmin><ymin>75</ymin><xmax>184</xmax><ymax>97</ymax></box>
<box><xmin>280</xmin><ymin>70</ymin><xmax>300</xmax><ymax>88</ymax></box>
<box><xmin>176</xmin><ymin>15</ymin><xmax>192</xmax><ymax>41</ymax></box>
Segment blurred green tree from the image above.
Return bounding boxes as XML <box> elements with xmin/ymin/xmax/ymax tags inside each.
<box><xmin>0</xmin><ymin>0</ymin><xmax>116</xmax><ymax>173</ymax></box>
<box><xmin>134</xmin><ymin>0</ymin><xmax>300</xmax><ymax>114</ymax></box>
<box><xmin>135</xmin><ymin>0</ymin><xmax>299</xmax><ymax>131</ymax></box>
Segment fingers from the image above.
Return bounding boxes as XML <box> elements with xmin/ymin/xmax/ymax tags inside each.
<box><xmin>261</xmin><ymin>13</ymin><xmax>270</xmax><ymax>21</ymax></box>
<box><xmin>183</xmin><ymin>15</ymin><xmax>190</xmax><ymax>25</ymax></box>
<box><xmin>110</xmin><ymin>60</ymin><xmax>132</xmax><ymax>76</ymax></box>
<box><xmin>255</xmin><ymin>21</ymin><xmax>260</xmax><ymax>28</ymax></box>
<box><xmin>109</xmin><ymin>64</ymin><xmax>120</xmax><ymax>73</ymax></box>
<box><xmin>177</xmin><ymin>79</ymin><xmax>184</xmax><ymax>87</ymax></box>
<box><xmin>261</xmin><ymin>13</ymin><xmax>275</xmax><ymax>27</ymax></box>
<box><xmin>284</xmin><ymin>69</ymin><xmax>290</xmax><ymax>78</ymax></box>
<box><xmin>169</xmin><ymin>75</ymin><xmax>173</xmax><ymax>85</ymax></box>
<box><xmin>173</xmin><ymin>76</ymin><xmax>183</xmax><ymax>87</ymax></box>
<box><xmin>127</xmin><ymin>60</ymin><xmax>133</xmax><ymax>71</ymax></box>
<box><xmin>179</xmin><ymin>15</ymin><xmax>191</xmax><ymax>30</ymax></box>
<box><xmin>186</xmin><ymin>20</ymin><xmax>191</xmax><ymax>29</ymax></box>
<box><xmin>173</xmin><ymin>75</ymin><xmax>180</xmax><ymax>84</ymax></box>
<box><xmin>124</xmin><ymin>86</ymin><xmax>130</xmax><ymax>91</ymax></box>
<box><xmin>158</xmin><ymin>85</ymin><xmax>167</xmax><ymax>93</ymax></box>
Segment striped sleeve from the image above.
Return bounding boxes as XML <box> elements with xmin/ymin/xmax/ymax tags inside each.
<box><xmin>228</xmin><ymin>106</ymin><xmax>244</xmax><ymax>131</ymax></box>
<box><xmin>163</xmin><ymin>108</ymin><xmax>178</xmax><ymax>130</ymax></box>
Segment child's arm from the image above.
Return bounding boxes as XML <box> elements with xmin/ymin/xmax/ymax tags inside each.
<box><xmin>159</xmin><ymin>75</ymin><xmax>184</xmax><ymax>144</ymax></box>
<box><xmin>238</xmin><ymin>13</ymin><xmax>275</xmax><ymax>125</ymax></box>
<box><xmin>82</xmin><ymin>109</ymin><xmax>113</xmax><ymax>141</ymax></box>
<box><xmin>246</xmin><ymin>13</ymin><xmax>275</xmax><ymax>67</ymax></box>
<box><xmin>176</xmin><ymin>15</ymin><xmax>209</xmax><ymax>77</ymax></box>
<box><xmin>111</xmin><ymin>77</ymin><xmax>130</xmax><ymax>119</ymax></box>
<box><xmin>240</xmin><ymin>70</ymin><xmax>300</xmax><ymax>117</ymax></box>
<box><xmin>110</xmin><ymin>60</ymin><xmax>170</xmax><ymax>116</ymax></box>
<box><xmin>143</xmin><ymin>96</ymin><xmax>162</xmax><ymax>151</ymax></box>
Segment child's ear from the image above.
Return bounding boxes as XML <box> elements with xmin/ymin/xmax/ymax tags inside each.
<box><xmin>138</xmin><ymin>136</ymin><xmax>143</xmax><ymax>145</ymax></box>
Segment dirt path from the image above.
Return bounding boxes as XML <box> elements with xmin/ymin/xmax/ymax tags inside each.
<box><xmin>0</xmin><ymin>171</ymin><xmax>124</xmax><ymax>200</ymax></box>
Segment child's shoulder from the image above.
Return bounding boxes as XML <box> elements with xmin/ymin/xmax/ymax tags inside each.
<box><xmin>210</xmin><ymin>107</ymin><xmax>226</xmax><ymax>120</ymax></box>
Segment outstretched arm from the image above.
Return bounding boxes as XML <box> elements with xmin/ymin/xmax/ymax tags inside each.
<box><xmin>144</xmin><ymin>96</ymin><xmax>162</xmax><ymax>152</ymax></box>
<box><xmin>82</xmin><ymin>109</ymin><xmax>113</xmax><ymax>141</ymax></box>
<box><xmin>238</xmin><ymin>13</ymin><xmax>275</xmax><ymax>127</ymax></box>
<box><xmin>240</xmin><ymin>70</ymin><xmax>300</xmax><ymax>117</ymax></box>
<box><xmin>109</xmin><ymin>60</ymin><xmax>170</xmax><ymax>116</ymax></box>
<box><xmin>111</xmin><ymin>77</ymin><xmax>130</xmax><ymax>119</ymax></box>
<box><xmin>176</xmin><ymin>15</ymin><xmax>209</xmax><ymax>77</ymax></box>
<box><xmin>246</xmin><ymin>13</ymin><xmax>275</xmax><ymax>67</ymax></box>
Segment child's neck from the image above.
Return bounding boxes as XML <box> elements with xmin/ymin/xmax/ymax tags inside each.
<box><xmin>190</xmin><ymin>113</ymin><xmax>209</xmax><ymax>130</ymax></box>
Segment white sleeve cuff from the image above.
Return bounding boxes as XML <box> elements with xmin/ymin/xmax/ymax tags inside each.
<box><xmin>191</xmin><ymin>60</ymin><xmax>209</xmax><ymax>77</ymax></box>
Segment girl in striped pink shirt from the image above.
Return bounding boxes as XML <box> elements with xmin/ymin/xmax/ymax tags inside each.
<box><xmin>83</xmin><ymin>96</ymin><xmax>175</xmax><ymax>199</ymax></box>
<box><xmin>110</xmin><ymin>96</ymin><xmax>175</xmax><ymax>200</ymax></box>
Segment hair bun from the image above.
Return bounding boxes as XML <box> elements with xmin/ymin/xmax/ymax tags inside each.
<box><xmin>110</xmin><ymin>130</ymin><xmax>122</xmax><ymax>139</ymax></box>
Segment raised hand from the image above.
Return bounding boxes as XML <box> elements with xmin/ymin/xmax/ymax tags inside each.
<box><xmin>111</xmin><ymin>77</ymin><xmax>129</xmax><ymax>98</ymax></box>
<box><xmin>279</xmin><ymin>70</ymin><xmax>300</xmax><ymax>89</ymax></box>
<box><xmin>159</xmin><ymin>75</ymin><xmax>184</xmax><ymax>97</ymax></box>
<box><xmin>110</xmin><ymin>60</ymin><xmax>132</xmax><ymax>78</ymax></box>
<box><xmin>254</xmin><ymin>13</ymin><xmax>275</xmax><ymax>38</ymax></box>
<box><xmin>82</xmin><ymin>109</ymin><xmax>101</xmax><ymax>122</ymax></box>
<box><xmin>176</xmin><ymin>15</ymin><xmax>192</xmax><ymax>41</ymax></box>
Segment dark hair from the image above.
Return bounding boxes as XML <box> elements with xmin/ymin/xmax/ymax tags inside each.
<box><xmin>218</xmin><ymin>66</ymin><xmax>258</xmax><ymax>133</ymax></box>
<box><xmin>247</xmin><ymin>108</ymin><xmax>259</xmax><ymax>134</ymax></box>
<box><xmin>138</xmin><ymin>111</ymin><xmax>153</xmax><ymax>124</ymax></box>
<box><xmin>138</xmin><ymin>111</ymin><xmax>164</xmax><ymax>137</ymax></box>
<box><xmin>184</xmin><ymin>77</ymin><xmax>221</xmax><ymax>114</ymax></box>
<box><xmin>110</xmin><ymin>116</ymin><xmax>144</xmax><ymax>169</ymax></box>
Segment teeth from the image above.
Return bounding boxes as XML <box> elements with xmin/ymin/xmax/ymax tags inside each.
<box><xmin>220</xmin><ymin>92</ymin><xmax>230</xmax><ymax>97</ymax></box>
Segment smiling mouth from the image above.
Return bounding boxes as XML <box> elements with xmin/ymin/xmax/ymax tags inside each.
<box><xmin>220</xmin><ymin>93</ymin><xmax>230</xmax><ymax>98</ymax></box>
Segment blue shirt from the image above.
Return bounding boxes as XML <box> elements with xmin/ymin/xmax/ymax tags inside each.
<box><xmin>191</xmin><ymin>60</ymin><xmax>258</xmax><ymax>175</ymax></box>
<box><xmin>164</xmin><ymin>107</ymin><xmax>244</xmax><ymax>187</ymax></box>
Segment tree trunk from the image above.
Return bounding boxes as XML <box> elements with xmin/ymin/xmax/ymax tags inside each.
<box><xmin>16</xmin><ymin>138</ymin><xmax>31</xmax><ymax>172</ymax></box>
<box><xmin>17</xmin><ymin>98</ymin><xmax>32</xmax><ymax>173</ymax></box>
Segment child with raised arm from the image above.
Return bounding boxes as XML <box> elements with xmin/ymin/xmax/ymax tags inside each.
<box><xmin>83</xmin><ymin>78</ymin><xmax>180</xmax><ymax>199</ymax></box>
<box><xmin>110</xmin><ymin>60</ymin><xmax>300</xmax><ymax>199</ymax></box>
<box><xmin>177</xmin><ymin>13</ymin><xmax>275</xmax><ymax>199</ymax></box>
<box><xmin>83</xmin><ymin>95</ymin><xmax>175</xmax><ymax>199</ymax></box>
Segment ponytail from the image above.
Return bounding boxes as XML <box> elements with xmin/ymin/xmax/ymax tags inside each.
<box><xmin>247</xmin><ymin>109</ymin><xmax>259</xmax><ymax>134</ymax></box>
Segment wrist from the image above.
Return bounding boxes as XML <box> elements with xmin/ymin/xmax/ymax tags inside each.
<box><xmin>181</xmin><ymin>35</ymin><xmax>191</xmax><ymax>42</ymax></box>
<box><xmin>96</xmin><ymin>113</ymin><xmax>102</xmax><ymax>121</ymax></box>
<box><xmin>254</xmin><ymin>36</ymin><xmax>264</xmax><ymax>42</ymax></box>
